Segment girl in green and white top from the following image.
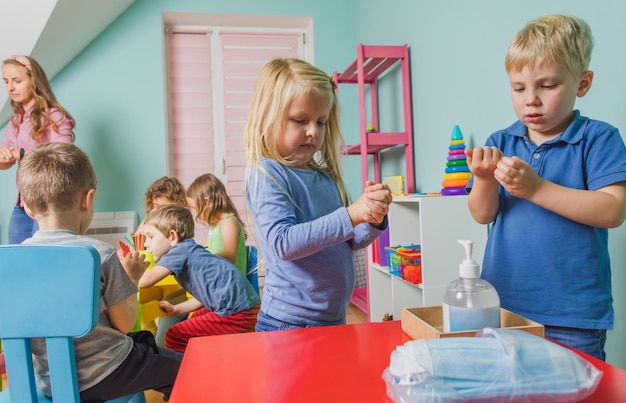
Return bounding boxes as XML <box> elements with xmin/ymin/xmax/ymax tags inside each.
<box><xmin>187</xmin><ymin>173</ymin><xmax>247</xmax><ymax>276</ymax></box>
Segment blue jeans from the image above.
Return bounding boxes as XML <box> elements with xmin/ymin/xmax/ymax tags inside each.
<box><xmin>255</xmin><ymin>310</ymin><xmax>309</xmax><ymax>332</ymax></box>
<box><xmin>545</xmin><ymin>325</ymin><xmax>606</xmax><ymax>361</ymax></box>
<box><xmin>9</xmin><ymin>206</ymin><xmax>38</xmax><ymax>244</ymax></box>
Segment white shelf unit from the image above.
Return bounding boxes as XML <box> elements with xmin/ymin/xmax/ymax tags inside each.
<box><xmin>368</xmin><ymin>195</ymin><xmax>488</xmax><ymax>322</ymax></box>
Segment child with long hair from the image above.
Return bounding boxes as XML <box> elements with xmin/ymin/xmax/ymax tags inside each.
<box><xmin>0</xmin><ymin>55</ymin><xmax>75</xmax><ymax>243</ymax></box>
<box><xmin>187</xmin><ymin>173</ymin><xmax>247</xmax><ymax>276</ymax></box>
<box><xmin>244</xmin><ymin>58</ymin><xmax>391</xmax><ymax>331</ymax></box>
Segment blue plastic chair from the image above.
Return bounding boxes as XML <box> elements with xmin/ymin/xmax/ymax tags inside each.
<box><xmin>0</xmin><ymin>244</ymin><xmax>145</xmax><ymax>403</ymax></box>
<box><xmin>246</xmin><ymin>245</ymin><xmax>260</xmax><ymax>295</ymax></box>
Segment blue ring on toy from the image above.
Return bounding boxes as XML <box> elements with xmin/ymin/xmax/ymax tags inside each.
<box><xmin>449</xmin><ymin>144</ymin><xmax>465</xmax><ymax>150</ymax></box>
<box><xmin>445</xmin><ymin>166</ymin><xmax>470</xmax><ymax>173</ymax></box>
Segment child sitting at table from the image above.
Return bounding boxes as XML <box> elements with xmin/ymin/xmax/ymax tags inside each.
<box><xmin>143</xmin><ymin>176</ymin><xmax>188</xmax><ymax>213</ymax></box>
<box><xmin>186</xmin><ymin>173</ymin><xmax>248</xmax><ymax>277</ymax></box>
<box><xmin>134</xmin><ymin>176</ymin><xmax>190</xmax><ymax>343</ymax></box>
<box><xmin>138</xmin><ymin>204</ymin><xmax>260</xmax><ymax>353</ymax></box>
<box><xmin>18</xmin><ymin>142</ymin><xmax>182</xmax><ymax>401</ymax></box>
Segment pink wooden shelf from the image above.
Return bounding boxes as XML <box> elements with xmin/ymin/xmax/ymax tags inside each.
<box><xmin>333</xmin><ymin>43</ymin><xmax>415</xmax><ymax>192</ymax></box>
<box><xmin>350</xmin><ymin>287</ymin><xmax>368</xmax><ymax>313</ymax></box>
<box><xmin>345</xmin><ymin>132</ymin><xmax>411</xmax><ymax>154</ymax></box>
<box><xmin>334</xmin><ymin>44</ymin><xmax>416</xmax><ymax>320</ymax></box>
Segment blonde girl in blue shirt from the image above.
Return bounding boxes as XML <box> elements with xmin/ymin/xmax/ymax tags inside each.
<box><xmin>244</xmin><ymin>58</ymin><xmax>392</xmax><ymax>331</ymax></box>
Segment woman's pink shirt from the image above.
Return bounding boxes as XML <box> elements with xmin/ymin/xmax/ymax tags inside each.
<box><xmin>1</xmin><ymin>105</ymin><xmax>74</xmax><ymax>206</ymax></box>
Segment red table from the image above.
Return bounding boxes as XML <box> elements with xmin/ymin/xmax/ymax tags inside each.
<box><xmin>169</xmin><ymin>320</ymin><xmax>626</xmax><ymax>402</ymax></box>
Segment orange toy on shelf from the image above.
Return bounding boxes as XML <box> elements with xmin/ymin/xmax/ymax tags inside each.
<box><xmin>441</xmin><ymin>125</ymin><xmax>470</xmax><ymax>196</ymax></box>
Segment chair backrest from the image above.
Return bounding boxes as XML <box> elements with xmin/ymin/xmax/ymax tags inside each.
<box><xmin>0</xmin><ymin>244</ymin><xmax>100</xmax><ymax>403</ymax></box>
<box><xmin>245</xmin><ymin>245</ymin><xmax>260</xmax><ymax>295</ymax></box>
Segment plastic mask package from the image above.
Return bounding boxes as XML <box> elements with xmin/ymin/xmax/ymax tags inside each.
<box><xmin>382</xmin><ymin>328</ymin><xmax>602</xmax><ymax>402</ymax></box>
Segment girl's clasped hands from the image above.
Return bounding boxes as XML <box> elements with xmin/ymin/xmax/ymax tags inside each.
<box><xmin>347</xmin><ymin>180</ymin><xmax>392</xmax><ymax>226</ymax></box>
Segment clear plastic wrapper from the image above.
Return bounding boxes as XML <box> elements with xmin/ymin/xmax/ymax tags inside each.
<box><xmin>382</xmin><ymin>328</ymin><xmax>602</xmax><ymax>402</ymax></box>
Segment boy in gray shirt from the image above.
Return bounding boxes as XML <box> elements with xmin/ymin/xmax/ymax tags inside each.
<box><xmin>19</xmin><ymin>142</ymin><xmax>182</xmax><ymax>401</ymax></box>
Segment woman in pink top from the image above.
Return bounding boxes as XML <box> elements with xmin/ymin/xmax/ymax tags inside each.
<box><xmin>0</xmin><ymin>55</ymin><xmax>75</xmax><ymax>243</ymax></box>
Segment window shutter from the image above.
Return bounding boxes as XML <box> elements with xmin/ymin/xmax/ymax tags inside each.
<box><xmin>167</xmin><ymin>30</ymin><xmax>214</xmax><ymax>188</ymax></box>
<box><xmin>166</xmin><ymin>28</ymin><xmax>302</xmax><ymax>246</ymax></box>
<box><xmin>219</xmin><ymin>32</ymin><xmax>300</xmax><ymax>215</ymax></box>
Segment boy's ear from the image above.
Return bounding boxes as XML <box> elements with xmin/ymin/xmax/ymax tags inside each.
<box><xmin>577</xmin><ymin>70</ymin><xmax>594</xmax><ymax>97</ymax></box>
<box><xmin>168</xmin><ymin>229</ymin><xmax>181</xmax><ymax>244</ymax></box>
<box><xmin>23</xmin><ymin>203</ymin><xmax>36</xmax><ymax>219</ymax></box>
<box><xmin>80</xmin><ymin>189</ymin><xmax>96</xmax><ymax>211</ymax></box>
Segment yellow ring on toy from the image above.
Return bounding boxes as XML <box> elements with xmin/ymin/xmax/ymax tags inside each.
<box><xmin>443</xmin><ymin>172</ymin><xmax>471</xmax><ymax>181</ymax></box>
<box><xmin>442</xmin><ymin>179</ymin><xmax>470</xmax><ymax>188</ymax></box>
<box><xmin>449</xmin><ymin>140</ymin><xmax>465</xmax><ymax>146</ymax></box>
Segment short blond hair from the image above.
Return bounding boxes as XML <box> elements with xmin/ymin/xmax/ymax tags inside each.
<box><xmin>505</xmin><ymin>14</ymin><xmax>594</xmax><ymax>78</ymax></box>
<box><xmin>244</xmin><ymin>58</ymin><xmax>350</xmax><ymax>206</ymax></box>
<box><xmin>143</xmin><ymin>204</ymin><xmax>195</xmax><ymax>241</ymax></box>
<box><xmin>18</xmin><ymin>142</ymin><xmax>96</xmax><ymax>215</ymax></box>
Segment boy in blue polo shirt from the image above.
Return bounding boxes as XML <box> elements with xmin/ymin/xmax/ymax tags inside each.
<box><xmin>466</xmin><ymin>14</ymin><xmax>626</xmax><ymax>361</ymax></box>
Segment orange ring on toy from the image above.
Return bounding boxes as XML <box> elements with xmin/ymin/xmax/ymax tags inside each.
<box><xmin>442</xmin><ymin>179</ymin><xmax>470</xmax><ymax>188</ymax></box>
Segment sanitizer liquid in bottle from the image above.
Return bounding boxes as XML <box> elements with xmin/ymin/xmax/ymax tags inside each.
<box><xmin>442</xmin><ymin>240</ymin><xmax>501</xmax><ymax>332</ymax></box>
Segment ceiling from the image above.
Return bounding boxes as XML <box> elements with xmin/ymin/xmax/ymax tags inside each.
<box><xmin>0</xmin><ymin>0</ymin><xmax>135</xmax><ymax>125</ymax></box>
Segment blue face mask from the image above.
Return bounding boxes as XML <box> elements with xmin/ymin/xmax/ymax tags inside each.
<box><xmin>383</xmin><ymin>328</ymin><xmax>602</xmax><ymax>402</ymax></box>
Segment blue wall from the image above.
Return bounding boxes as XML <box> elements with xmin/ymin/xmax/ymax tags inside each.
<box><xmin>1</xmin><ymin>0</ymin><xmax>625</xmax><ymax>369</ymax></box>
<box><xmin>350</xmin><ymin>0</ymin><xmax>626</xmax><ymax>370</ymax></box>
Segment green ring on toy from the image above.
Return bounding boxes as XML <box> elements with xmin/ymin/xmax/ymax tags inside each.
<box><xmin>446</xmin><ymin>160</ymin><xmax>468</xmax><ymax>167</ymax></box>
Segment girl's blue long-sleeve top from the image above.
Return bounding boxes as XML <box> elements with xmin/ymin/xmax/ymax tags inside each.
<box><xmin>246</xmin><ymin>158</ymin><xmax>387</xmax><ymax>325</ymax></box>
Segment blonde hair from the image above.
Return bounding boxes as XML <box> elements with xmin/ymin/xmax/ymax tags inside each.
<box><xmin>505</xmin><ymin>14</ymin><xmax>594</xmax><ymax>78</ymax></box>
<box><xmin>144</xmin><ymin>176</ymin><xmax>188</xmax><ymax>213</ymax></box>
<box><xmin>17</xmin><ymin>142</ymin><xmax>96</xmax><ymax>215</ymax></box>
<box><xmin>143</xmin><ymin>204</ymin><xmax>195</xmax><ymax>241</ymax></box>
<box><xmin>244</xmin><ymin>58</ymin><xmax>350</xmax><ymax>206</ymax></box>
<box><xmin>3</xmin><ymin>56</ymin><xmax>75</xmax><ymax>141</ymax></box>
<box><xmin>186</xmin><ymin>173</ymin><xmax>247</xmax><ymax>237</ymax></box>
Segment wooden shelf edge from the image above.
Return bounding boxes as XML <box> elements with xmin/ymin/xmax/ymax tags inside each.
<box><xmin>344</xmin><ymin>132</ymin><xmax>410</xmax><ymax>155</ymax></box>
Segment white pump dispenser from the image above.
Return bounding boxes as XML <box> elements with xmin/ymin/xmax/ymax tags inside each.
<box><xmin>442</xmin><ymin>240</ymin><xmax>501</xmax><ymax>332</ymax></box>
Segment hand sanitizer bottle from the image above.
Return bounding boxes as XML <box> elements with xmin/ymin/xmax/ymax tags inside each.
<box><xmin>442</xmin><ymin>240</ymin><xmax>501</xmax><ymax>332</ymax></box>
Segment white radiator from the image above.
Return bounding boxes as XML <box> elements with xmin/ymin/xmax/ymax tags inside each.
<box><xmin>86</xmin><ymin>211</ymin><xmax>137</xmax><ymax>247</ymax></box>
